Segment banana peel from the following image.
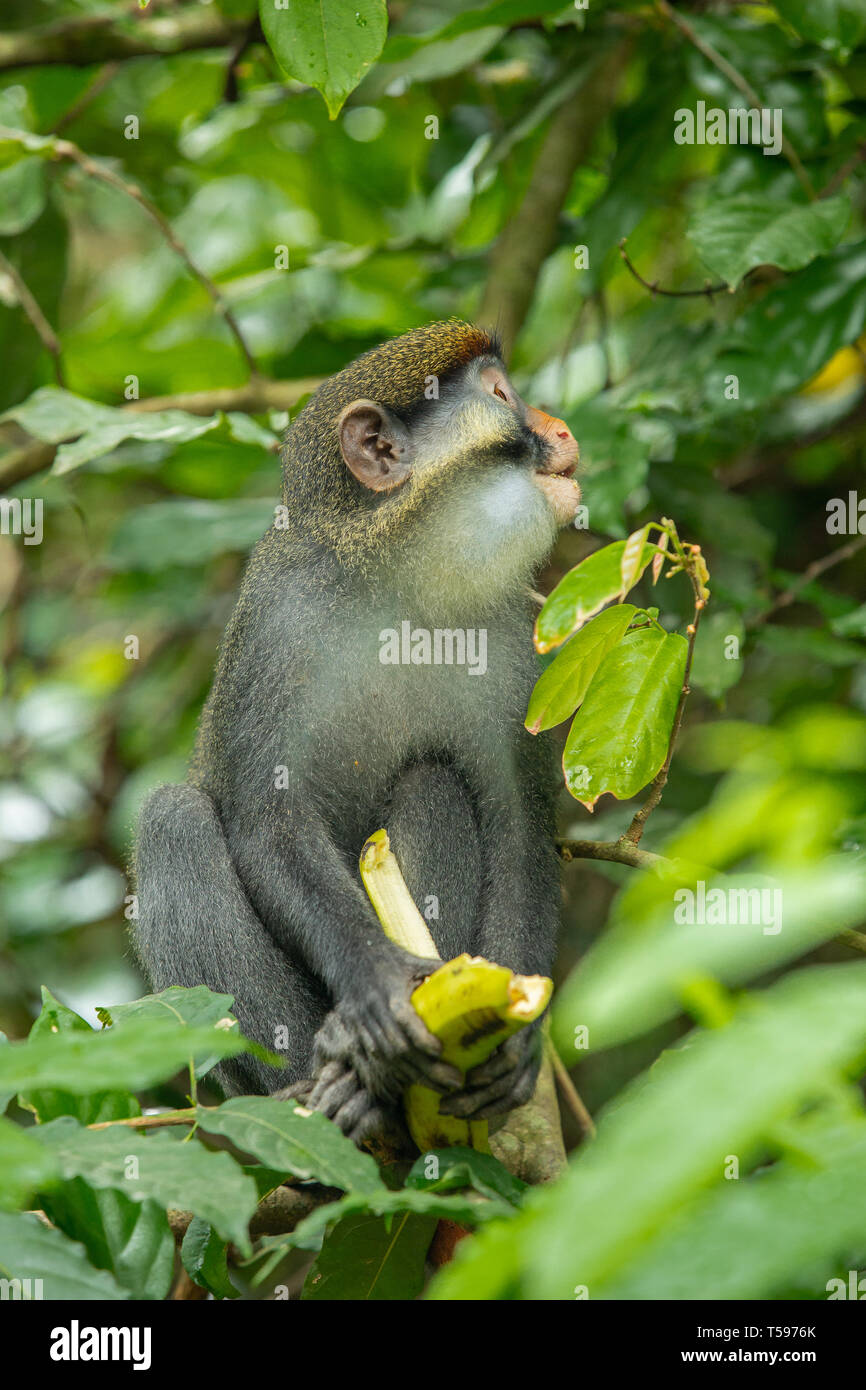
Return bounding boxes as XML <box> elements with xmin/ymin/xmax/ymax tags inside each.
<box><xmin>360</xmin><ymin>828</ymin><xmax>552</xmax><ymax>1152</ymax></box>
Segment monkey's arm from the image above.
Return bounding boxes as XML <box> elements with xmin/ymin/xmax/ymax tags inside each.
<box><xmin>441</xmin><ymin>733</ymin><xmax>560</xmax><ymax>1120</ymax></box>
<box><xmin>225</xmin><ymin>806</ymin><xmax>462</xmax><ymax>1103</ymax></box>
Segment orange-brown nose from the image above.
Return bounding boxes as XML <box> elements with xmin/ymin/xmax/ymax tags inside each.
<box><xmin>525</xmin><ymin>405</ymin><xmax>579</xmax><ymax>476</ymax></box>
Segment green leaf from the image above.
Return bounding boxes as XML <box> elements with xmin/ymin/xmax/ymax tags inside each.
<box><xmin>776</xmin><ymin>0</ymin><xmax>866</xmax><ymax>55</ymax></box>
<box><xmin>196</xmin><ymin>1096</ymin><xmax>385</xmax><ymax>1194</ymax></box>
<box><xmin>0</xmin><ymin>1017</ymin><xmax>248</xmax><ymax>1096</ymax></box>
<box><xmin>434</xmin><ymin>964</ymin><xmax>866</xmax><ymax>1300</ymax></box>
<box><xmin>0</xmin><ymin>387</ymin><xmax>277</xmax><ymax>476</ymax></box>
<box><xmin>266</xmin><ymin>1184</ymin><xmax>502</xmax><ymax>1256</ymax></box>
<box><xmin>710</xmin><ymin>241</ymin><xmax>866</xmax><ymax>407</ymax></box>
<box><xmin>382</xmin><ymin>1</ymin><xmax>562</xmax><ymax>61</ymax></box>
<box><xmin>181</xmin><ymin>1216</ymin><xmax>239</xmax><ymax>1299</ymax></box>
<box><xmin>20</xmin><ymin>987</ymin><xmax>140</xmax><ymax>1126</ymax></box>
<box><xmin>0</xmin><ymin>1115</ymin><xmax>58</xmax><ymax>1210</ymax></box>
<box><xmin>303</xmin><ymin>1210</ymin><xmax>437</xmax><ymax>1300</ymax></box>
<box><xmin>97</xmin><ymin>985</ymin><xmax>237</xmax><ymax>1032</ymax></box>
<box><xmin>0</xmin><ymin>1211</ymin><xmax>130</xmax><ymax>1300</ymax></box>
<box><xmin>602</xmin><ymin>1119</ymin><xmax>866</xmax><ymax>1299</ymax></box>
<box><xmin>526</xmin><ymin>605</ymin><xmax>637</xmax><ymax>733</ymax></box>
<box><xmin>107</xmin><ymin>498</ymin><xmax>275</xmax><ymax>571</ymax></box>
<box><xmin>689</xmin><ymin>194</ymin><xmax>850</xmax><ymax>287</ymax></box>
<box><xmin>258</xmin><ymin>0</ymin><xmax>388</xmax><ymax>119</ymax></box>
<box><xmin>552</xmin><ymin>861</ymin><xmax>866</xmax><ymax>1053</ymax></box>
<box><xmin>562</xmin><ymin>626</ymin><xmax>687</xmax><ymax>809</ymax></box>
<box><xmin>34</xmin><ymin>1116</ymin><xmax>258</xmax><ymax>1255</ymax></box>
<box><xmin>406</xmin><ymin>1146</ymin><xmax>527</xmax><ymax>1208</ymax></box>
<box><xmin>535</xmin><ymin>542</ymin><xmax>652</xmax><ymax>652</ymax></box>
<box><xmin>40</xmin><ymin>1188</ymin><xmax>174</xmax><ymax>1301</ymax></box>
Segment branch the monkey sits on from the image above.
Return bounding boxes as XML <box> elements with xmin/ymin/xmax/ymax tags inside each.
<box><xmin>134</xmin><ymin>320</ymin><xmax>580</xmax><ymax>1144</ymax></box>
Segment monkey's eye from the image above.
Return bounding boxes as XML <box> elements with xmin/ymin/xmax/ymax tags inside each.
<box><xmin>493</xmin><ymin>384</ymin><xmax>508</xmax><ymax>402</ymax></box>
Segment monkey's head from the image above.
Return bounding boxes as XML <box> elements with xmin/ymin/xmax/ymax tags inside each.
<box><xmin>282</xmin><ymin>320</ymin><xmax>580</xmax><ymax>600</ymax></box>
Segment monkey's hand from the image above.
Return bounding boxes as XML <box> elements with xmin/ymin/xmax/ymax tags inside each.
<box><xmin>312</xmin><ymin>954</ymin><xmax>463</xmax><ymax>1104</ymax></box>
<box><xmin>439</xmin><ymin>1021</ymin><xmax>542</xmax><ymax>1120</ymax></box>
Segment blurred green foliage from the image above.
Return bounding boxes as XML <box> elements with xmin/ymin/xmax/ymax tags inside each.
<box><xmin>0</xmin><ymin>0</ymin><xmax>865</xmax><ymax>1300</ymax></box>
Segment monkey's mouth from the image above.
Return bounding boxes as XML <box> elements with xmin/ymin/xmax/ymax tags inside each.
<box><xmin>533</xmin><ymin>467</ymin><xmax>581</xmax><ymax>524</ymax></box>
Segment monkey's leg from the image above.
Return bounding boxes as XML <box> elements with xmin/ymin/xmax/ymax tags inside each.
<box><xmin>384</xmin><ymin>760</ymin><xmax>483</xmax><ymax>961</ymax></box>
<box><xmin>134</xmin><ymin>785</ymin><xmax>329</xmax><ymax>1096</ymax></box>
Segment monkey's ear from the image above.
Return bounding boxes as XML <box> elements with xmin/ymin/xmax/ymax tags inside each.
<box><xmin>338</xmin><ymin>399</ymin><xmax>413</xmax><ymax>492</ymax></box>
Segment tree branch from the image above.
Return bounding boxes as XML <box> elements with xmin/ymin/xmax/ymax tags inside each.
<box><xmin>618</xmin><ymin>237</ymin><xmax>730</xmax><ymax>298</ymax></box>
<box><xmin>0</xmin><ymin>247</ymin><xmax>65</xmax><ymax>385</ymax></box>
<box><xmin>0</xmin><ymin>5</ymin><xmax>252</xmax><ymax>73</ymax></box>
<box><xmin>477</xmin><ymin>39</ymin><xmax>633</xmax><ymax>356</ymax></box>
<box><xmin>0</xmin><ymin>377</ymin><xmax>321</xmax><ymax>490</ymax></box>
<box><xmin>748</xmin><ymin>533</ymin><xmax>866</xmax><ymax>629</ymax></box>
<box><xmin>556</xmin><ymin>836</ymin><xmax>669</xmax><ymax>872</ymax></box>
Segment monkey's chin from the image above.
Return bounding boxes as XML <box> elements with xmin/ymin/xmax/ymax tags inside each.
<box><xmin>533</xmin><ymin>472</ymin><xmax>582</xmax><ymax>526</ymax></box>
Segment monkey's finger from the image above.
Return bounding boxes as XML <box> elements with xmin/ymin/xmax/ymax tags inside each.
<box><xmin>406</xmin><ymin>1053</ymin><xmax>463</xmax><ymax>1093</ymax></box>
<box><xmin>440</xmin><ymin>1058</ymin><xmax>536</xmax><ymax>1117</ymax></box>
<box><xmin>464</xmin><ymin>1034</ymin><xmax>530</xmax><ymax>1084</ymax></box>
<box><xmin>333</xmin><ymin>1088</ymin><xmax>379</xmax><ymax>1135</ymax></box>
<box><xmin>307</xmin><ymin>1060</ymin><xmax>354</xmax><ymax>1111</ymax></box>
<box><xmin>389</xmin><ymin>1000</ymin><xmax>445</xmax><ymax>1057</ymax></box>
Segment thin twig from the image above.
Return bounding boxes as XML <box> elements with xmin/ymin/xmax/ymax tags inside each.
<box><xmin>0</xmin><ymin>247</ymin><xmax>65</xmax><ymax>385</ymax></box>
<box><xmin>0</xmin><ymin>126</ymin><xmax>259</xmax><ymax>376</ymax></box>
<box><xmin>88</xmin><ymin>1108</ymin><xmax>196</xmax><ymax>1131</ymax></box>
<box><xmin>656</xmin><ymin>0</ymin><xmax>817</xmax><ymax>201</ymax></box>
<box><xmin>51</xmin><ymin>63</ymin><xmax>120</xmax><ymax>134</ymax></box>
<box><xmin>818</xmin><ymin>141</ymin><xmax>866</xmax><ymax>199</ymax></box>
<box><xmin>619</xmin><ymin>237</ymin><xmax>729</xmax><ymax>299</ymax></box>
<box><xmin>547</xmin><ymin>1042</ymin><xmax>596</xmax><ymax>1140</ymax></box>
<box><xmin>748</xmin><ymin>533</ymin><xmax>866</xmax><ymax>629</ymax></box>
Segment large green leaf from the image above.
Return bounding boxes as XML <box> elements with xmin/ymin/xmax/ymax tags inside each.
<box><xmin>97</xmin><ymin>985</ymin><xmax>237</xmax><ymax>1032</ymax></box>
<box><xmin>20</xmin><ymin>987</ymin><xmax>140</xmax><ymax>1126</ymax></box>
<box><xmin>601</xmin><ymin>1119</ymin><xmax>866</xmax><ymax>1299</ymax></box>
<box><xmin>40</xmin><ymin>1187</ymin><xmax>174</xmax><ymax>1301</ymax></box>
<box><xmin>562</xmin><ymin>626</ymin><xmax>687</xmax><ymax>809</ymax></box>
<box><xmin>552</xmin><ymin>861</ymin><xmax>866</xmax><ymax>1053</ymax></box>
<box><xmin>34</xmin><ymin>1117</ymin><xmax>258</xmax><ymax>1255</ymax></box>
<box><xmin>776</xmin><ymin>0</ymin><xmax>866</xmax><ymax>54</ymax></box>
<box><xmin>526</xmin><ymin>605</ymin><xmax>636</xmax><ymax>733</ymax></box>
<box><xmin>196</xmin><ymin>1096</ymin><xmax>385</xmax><ymax>1194</ymax></box>
<box><xmin>0</xmin><ymin>1211</ymin><xmax>130</xmax><ymax>1300</ymax></box>
<box><xmin>259</xmin><ymin>0</ymin><xmax>388</xmax><ymax>118</ymax></box>
<box><xmin>0</xmin><ymin>1115</ymin><xmax>58</xmax><ymax>1210</ymax></box>
<box><xmin>181</xmin><ymin>1217</ymin><xmax>239</xmax><ymax>1300</ymax></box>
<box><xmin>303</xmin><ymin>1210</ymin><xmax>437</xmax><ymax>1300</ymax></box>
<box><xmin>108</xmin><ymin>498</ymin><xmax>275</xmax><ymax>571</ymax></box>
<box><xmin>535</xmin><ymin>542</ymin><xmax>652</xmax><ymax>652</ymax></box>
<box><xmin>710</xmin><ymin>241</ymin><xmax>866</xmax><ymax>407</ymax></box>
<box><xmin>688</xmin><ymin>194</ymin><xmax>850</xmax><ymax>287</ymax></box>
<box><xmin>0</xmin><ymin>1017</ymin><xmax>248</xmax><ymax>1096</ymax></box>
<box><xmin>433</xmin><ymin>964</ymin><xmax>866</xmax><ymax>1300</ymax></box>
<box><xmin>0</xmin><ymin>387</ymin><xmax>276</xmax><ymax>475</ymax></box>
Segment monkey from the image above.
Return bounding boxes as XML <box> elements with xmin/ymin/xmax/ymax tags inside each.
<box><xmin>133</xmin><ymin>320</ymin><xmax>580</xmax><ymax>1144</ymax></box>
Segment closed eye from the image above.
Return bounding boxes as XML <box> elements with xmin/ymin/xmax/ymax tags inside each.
<box><xmin>494</xmin><ymin>384</ymin><xmax>508</xmax><ymax>401</ymax></box>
